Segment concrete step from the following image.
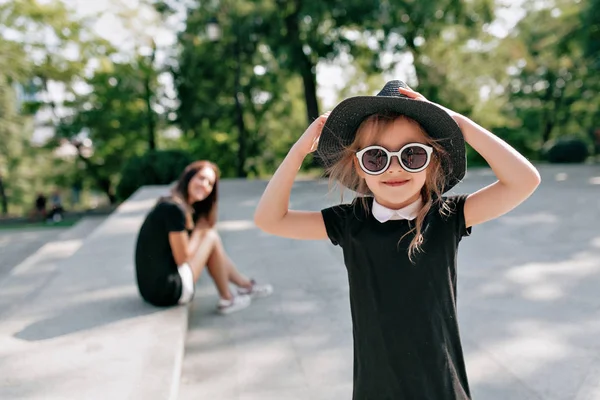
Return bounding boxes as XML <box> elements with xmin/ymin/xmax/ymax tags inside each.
<box><xmin>0</xmin><ymin>186</ymin><xmax>188</xmax><ymax>400</ymax></box>
<box><xmin>0</xmin><ymin>216</ymin><xmax>106</xmax><ymax>320</ymax></box>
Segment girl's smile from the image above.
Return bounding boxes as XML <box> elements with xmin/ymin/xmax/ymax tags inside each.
<box><xmin>358</xmin><ymin>118</ymin><xmax>428</xmax><ymax>206</ymax></box>
<box><xmin>381</xmin><ymin>178</ymin><xmax>410</xmax><ymax>187</ymax></box>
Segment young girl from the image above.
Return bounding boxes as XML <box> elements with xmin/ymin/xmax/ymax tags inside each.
<box><xmin>135</xmin><ymin>160</ymin><xmax>272</xmax><ymax>314</ymax></box>
<box><xmin>254</xmin><ymin>80</ymin><xmax>540</xmax><ymax>399</ymax></box>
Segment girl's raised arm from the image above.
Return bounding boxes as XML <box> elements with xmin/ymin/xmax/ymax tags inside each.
<box><xmin>398</xmin><ymin>86</ymin><xmax>541</xmax><ymax>229</ymax></box>
<box><xmin>455</xmin><ymin>115</ymin><xmax>541</xmax><ymax>228</ymax></box>
<box><xmin>254</xmin><ymin>113</ymin><xmax>330</xmax><ymax>240</ymax></box>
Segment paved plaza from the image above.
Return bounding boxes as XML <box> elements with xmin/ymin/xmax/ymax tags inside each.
<box><xmin>0</xmin><ymin>164</ymin><xmax>599</xmax><ymax>399</ymax></box>
<box><xmin>180</xmin><ymin>165</ymin><xmax>600</xmax><ymax>400</ymax></box>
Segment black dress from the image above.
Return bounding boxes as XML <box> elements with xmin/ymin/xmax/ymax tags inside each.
<box><xmin>321</xmin><ymin>195</ymin><xmax>472</xmax><ymax>400</ymax></box>
<box><xmin>135</xmin><ymin>200</ymin><xmax>187</xmax><ymax>306</ymax></box>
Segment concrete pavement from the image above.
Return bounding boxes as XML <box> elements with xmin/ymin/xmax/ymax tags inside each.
<box><xmin>0</xmin><ymin>227</ymin><xmax>70</xmax><ymax>280</ymax></box>
<box><xmin>0</xmin><ymin>217</ymin><xmax>107</xmax><ymax>281</ymax></box>
<box><xmin>1</xmin><ymin>164</ymin><xmax>598</xmax><ymax>400</ymax></box>
<box><xmin>179</xmin><ymin>164</ymin><xmax>600</xmax><ymax>400</ymax></box>
<box><xmin>0</xmin><ymin>187</ymin><xmax>187</xmax><ymax>400</ymax></box>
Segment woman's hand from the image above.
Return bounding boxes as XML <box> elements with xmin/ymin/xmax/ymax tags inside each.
<box><xmin>194</xmin><ymin>218</ymin><xmax>211</xmax><ymax>231</ymax></box>
<box><xmin>292</xmin><ymin>111</ymin><xmax>331</xmax><ymax>156</ymax></box>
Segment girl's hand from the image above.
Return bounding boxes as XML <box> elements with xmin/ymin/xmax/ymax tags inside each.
<box><xmin>398</xmin><ymin>86</ymin><xmax>461</xmax><ymax>123</ymax></box>
<box><xmin>398</xmin><ymin>86</ymin><xmax>428</xmax><ymax>102</ymax></box>
<box><xmin>292</xmin><ymin>111</ymin><xmax>331</xmax><ymax>155</ymax></box>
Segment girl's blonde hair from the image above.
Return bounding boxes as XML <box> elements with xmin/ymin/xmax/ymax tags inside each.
<box><xmin>325</xmin><ymin>112</ymin><xmax>452</xmax><ymax>262</ymax></box>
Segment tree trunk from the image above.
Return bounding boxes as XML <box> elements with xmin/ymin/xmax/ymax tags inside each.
<box><xmin>75</xmin><ymin>147</ymin><xmax>117</xmax><ymax>204</ymax></box>
<box><xmin>233</xmin><ymin>36</ymin><xmax>248</xmax><ymax>178</ymax></box>
<box><xmin>299</xmin><ymin>54</ymin><xmax>319</xmax><ymax>123</ymax></box>
<box><xmin>282</xmin><ymin>0</ymin><xmax>320</xmax><ymax>167</ymax></box>
<box><xmin>406</xmin><ymin>39</ymin><xmax>437</xmax><ymax>101</ymax></box>
<box><xmin>283</xmin><ymin>0</ymin><xmax>319</xmax><ymax>125</ymax></box>
<box><xmin>144</xmin><ymin>41</ymin><xmax>157</xmax><ymax>151</ymax></box>
<box><xmin>144</xmin><ymin>73</ymin><xmax>156</xmax><ymax>151</ymax></box>
<box><xmin>541</xmin><ymin>100</ymin><xmax>557</xmax><ymax>145</ymax></box>
<box><xmin>541</xmin><ymin>112</ymin><xmax>555</xmax><ymax>144</ymax></box>
<box><xmin>98</xmin><ymin>178</ymin><xmax>117</xmax><ymax>205</ymax></box>
<box><xmin>540</xmin><ymin>72</ymin><xmax>560</xmax><ymax>145</ymax></box>
<box><xmin>0</xmin><ymin>175</ymin><xmax>7</xmax><ymax>215</ymax></box>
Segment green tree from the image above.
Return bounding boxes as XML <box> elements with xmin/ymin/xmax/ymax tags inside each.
<box><xmin>55</xmin><ymin>59</ymin><xmax>160</xmax><ymax>203</ymax></box>
<box><xmin>262</xmin><ymin>0</ymin><xmax>381</xmax><ymax>124</ymax></box>
<box><xmin>0</xmin><ymin>60</ymin><xmax>27</xmax><ymax>215</ymax></box>
<box><xmin>502</xmin><ymin>0</ymin><xmax>599</xmax><ymax>156</ymax></box>
<box><xmin>582</xmin><ymin>0</ymin><xmax>600</xmax><ymax>67</ymax></box>
<box><xmin>0</xmin><ymin>0</ymin><xmax>97</xmax><ymax>214</ymax></box>
<box><xmin>173</xmin><ymin>0</ymin><xmax>303</xmax><ymax>178</ymax></box>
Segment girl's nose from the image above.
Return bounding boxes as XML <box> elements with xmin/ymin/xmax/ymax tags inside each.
<box><xmin>387</xmin><ymin>155</ymin><xmax>402</xmax><ymax>172</ymax></box>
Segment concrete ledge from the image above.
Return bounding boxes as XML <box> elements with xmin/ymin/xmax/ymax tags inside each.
<box><xmin>0</xmin><ymin>186</ymin><xmax>188</xmax><ymax>400</ymax></box>
<box><xmin>0</xmin><ymin>217</ymin><xmax>104</xmax><ymax>319</ymax></box>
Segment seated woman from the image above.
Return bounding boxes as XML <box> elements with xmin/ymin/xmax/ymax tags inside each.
<box><xmin>134</xmin><ymin>160</ymin><xmax>272</xmax><ymax>314</ymax></box>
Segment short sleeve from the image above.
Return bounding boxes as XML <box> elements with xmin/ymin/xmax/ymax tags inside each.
<box><xmin>321</xmin><ymin>204</ymin><xmax>353</xmax><ymax>247</ymax></box>
<box><xmin>442</xmin><ymin>195</ymin><xmax>471</xmax><ymax>239</ymax></box>
<box><xmin>158</xmin><ymin>202</ymin><xmax>187</xmax><ymax>233</ymax></box>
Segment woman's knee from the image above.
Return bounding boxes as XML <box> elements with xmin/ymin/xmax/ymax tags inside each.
<box><xmin>202</xmin><ymin>228</ymin><xmax>221</xmax><ymax>247</ymax></box>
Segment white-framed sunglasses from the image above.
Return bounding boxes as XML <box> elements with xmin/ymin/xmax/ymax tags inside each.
<box><xmin>356</xmin><ymin>143</ymin><xmax>434</xmax><ymax>175</ymax></box>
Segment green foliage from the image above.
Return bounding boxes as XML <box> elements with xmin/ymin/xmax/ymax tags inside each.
<box><xmin>371</xmin><ymin>0</ymin><xmax>495</xmax><ymax>106</ymax></box>
<box><xmin>582</xmin><ymin>0</ymin><xmax>600</xmax><ymax>67</ymax></box>
<box><xmin>0</xmin><ymin>0</ymin><xmax>94</xmax><ymax>214</ymax></box>
<box><xmin>543</xmin><ymin>137</ymin><xmax>590</xmax><ymax>164</ymax></box>
<box><xmin>174</xmin><ymin>0</ymin><xmax>303</xmax><ymax>178</ymax></box>
<box><xmin>3</xmin><ymin>0</ymin><xmax>600</xmax><ymax>216</ymax></box>
<box><xmin>55</xmin><ymin>58</ymin><xmax>164</xmax><ymax>203</ymax></box>
<box><xmin>502</xmin><ymin>0</ymin><xmax>599</xmax><ymax>151</ymax></box>
<box><xmin>116</xmin><ymin>149</ymin><xmax>193</xmax><ymax>201</ymax></box>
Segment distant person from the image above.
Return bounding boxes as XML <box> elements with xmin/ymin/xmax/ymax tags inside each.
<box><xmin>254</xmin><ymin>80</ymin><xmax>541</xmax><ymax>399</ymax></box>
<box><xmin>31</xmin><ymin>193</ymin><xmax>47</xmax><ymax>221</ymax></box>
<box><xmin>47</xmin><ymin>190</ymin><xmax>64</xmax><ymax>222</ymax></box>
<box><xmin>135</xmin><ymin>160</ymin><xmax>273</xmax><ymax>313</ymax></box>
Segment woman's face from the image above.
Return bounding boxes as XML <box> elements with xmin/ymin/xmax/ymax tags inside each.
<box><xmin>187</xmin><ymin>166</ymin><xmax>216</xmax><ymax>203</ymax></box>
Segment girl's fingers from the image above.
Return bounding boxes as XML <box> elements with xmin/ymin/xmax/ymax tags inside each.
<box><xmin>399</xmin><ymin>87</ymin><xmax>426</xmax><ymax>101</ymax></box>
<box><xmin>398</xmin><ymin>87</ymin><xmax>417</xmax><ymax>97</ymax></box>
<box><xmin>317</xmin><ymin>112</ymin><xmax>330</xmax><ymax>125</ymax></box>
<box><xmin>311</xmin><ymin>137</ymin><xmax>320</xmax><ymax>151</ymax></box>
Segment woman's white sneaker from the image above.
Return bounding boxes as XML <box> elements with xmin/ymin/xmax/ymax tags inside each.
<box><xmin>238</xmin><ymin>279</ymin><xmax>274</xmax><ymax>299</ymax></box>
<box><xmin>217</xmin><ymin>294</ymin><xmax>251</xmax><ymax>315</ymax></box>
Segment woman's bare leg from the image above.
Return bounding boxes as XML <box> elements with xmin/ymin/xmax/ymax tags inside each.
<box><xmin>187</xmin><ymin>228</ymin><xmax>257</xmax><ymax>301</ymax></box>
<box><xmin>187</xmin><ymin>230</ymin><xmax>215</xmax><ymax>280</ymax></box>
<box><xmin>206</xmin><ymin>231</ymin><xmax>253</xmax><ymax>289</ymax></box>
<box><xmin>224</xmin><ymin>254</ymin><xmax>253</xmax><ymax>289</ymax></box>
<box><xmin>187</xmin><ymin>229</ymin><xmax>232</xmax><ymax>300</ymax></box>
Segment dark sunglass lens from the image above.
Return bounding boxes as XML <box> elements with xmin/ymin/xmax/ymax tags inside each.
<box><xmin>362</xmin><ymin>148</ymin><xmax>388</xmax><ymax>172</ymax></box>
<box><xmin>401</xmin><ymin>146</ymin><xmax>428</xmax><ymax>170</ymax></box>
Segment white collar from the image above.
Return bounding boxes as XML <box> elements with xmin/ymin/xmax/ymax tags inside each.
<box><xmin>372</xmin><ymin>197</ymin><xmax>423</xmax><ymax>223</ymax></box>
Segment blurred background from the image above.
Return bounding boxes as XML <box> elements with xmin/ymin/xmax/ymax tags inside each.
<box><xmin>0</xmin><ymin>0</ymin><xmax>598</xmax><ymax>221</ymax></box>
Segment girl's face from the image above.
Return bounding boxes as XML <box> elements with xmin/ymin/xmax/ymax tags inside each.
<box><xmin>356</xmin><ymin>118</ymin><xmax>429</xmax><ymax>209</ymax></box>
<box><xmin>187</xmin><ymin>166</ymin><xmax>216</xmax><ymax>203</ymax></box>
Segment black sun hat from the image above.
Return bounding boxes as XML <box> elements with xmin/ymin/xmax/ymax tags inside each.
<box><xmin>316</xmin><ymin>80</ymin><xmax>466</xmax><ymax>193</ymax></box>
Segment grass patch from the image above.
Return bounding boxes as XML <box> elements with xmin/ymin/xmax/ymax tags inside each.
<box><xmin>0</xmin><ymin>217</ymin><xmax>81</xmax><ymax>231</ymax></box>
